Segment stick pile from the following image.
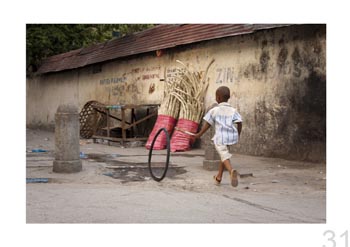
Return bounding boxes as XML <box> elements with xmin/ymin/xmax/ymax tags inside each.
<box><xmin>170</xmin><ymin>59</ymin><xmax>215</xmax><ymax>123</ymax></box>
<box><xmin>169</xmin><ymin>59</ymin><xmax>215</xmax><ymax>152</ymax></box>
<box><xmin>157</xmin><ymin>73</ymin><xmax>181</xmax><ymax>118</ymax></box>
<box><xmin>158</xmin><ymin>58</ymin><xmax>215</xmax><ymax>121</ymax></box>
<box><xmin>146</xmin><ymin>59</ymin><xmax>215</xmax><ymax>151</ymax></box>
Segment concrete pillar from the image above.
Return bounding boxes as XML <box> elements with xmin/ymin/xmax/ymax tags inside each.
<box><xmin>53</xmin><ymin>104</ymin><xmax>82</xmax><ymax>173</ymax></box>
<box><xmin>203</xmin><ymin>127</ymin><xmax>220</xmax><ymax>171</ymax></box>
<box><xmin>202</xmin><ymin>103</ymin><xmax>220</xmax><ymax>171</ymax></box>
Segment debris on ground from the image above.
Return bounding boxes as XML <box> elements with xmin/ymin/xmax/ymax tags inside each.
<box><xmin>26</xmin><ymin>178</ymin><xmax>49</xmax><ymax>183</ymax></box>
<box><xmin>239</xmin><ymin>173</ymin><xmax>253</xmax><ymax>178</ymax></box>
<box><xmin>80</xmin><ymin>152</ymin><xmax>88</xmax><ymax>158</ymax></box>
<box><xmin>31</xmin><ymin>149</ymin><xmax>47</xmax><ymax>153</ymax></box>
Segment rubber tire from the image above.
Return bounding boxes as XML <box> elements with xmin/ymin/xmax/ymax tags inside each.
<box><xmin>148</xmin><ymin>128</ymin><xmax>170</xmax><ymax>182</ymax></box>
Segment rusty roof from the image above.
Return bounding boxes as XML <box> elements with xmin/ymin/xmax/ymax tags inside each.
<box><xmin>37</xmin><ymin>24</ymin><xmax>289</xmax><ymax>74</ymax></box>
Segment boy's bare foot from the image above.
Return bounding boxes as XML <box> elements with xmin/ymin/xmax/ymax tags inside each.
<box><xmin>230</xmin><ymin>169</ymin><xmax>238</xmax><ymax>187</ymax></box>
<box><xmin>213</xmin><ymin>175</ymin><xmax>221</xmax><ymax>185</ymax></box>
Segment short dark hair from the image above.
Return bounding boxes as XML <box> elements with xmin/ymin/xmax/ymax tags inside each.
<box><xmin>216</xmin><ymin>86</ymin><xmax>230</xmax><ymax>101</ymax></box>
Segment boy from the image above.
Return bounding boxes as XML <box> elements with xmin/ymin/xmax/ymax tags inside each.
<box><xmin>194</xmin><ymin>86</ymin><xmax>242</xmax><ymax>187</ymax></box>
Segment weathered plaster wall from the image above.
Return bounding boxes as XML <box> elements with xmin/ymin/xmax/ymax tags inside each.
<box><xmin>214</xmin><ymin>25</ymin><xmax>326</xmax><ymax>162</ymax></box>
<box><xmin>27</xmin><ymin>25</ymin><xmax>326</xmax><ymax>162</ymax></box>
<box><xmin>26</xmin><ymin>70</ymin><xmax>79</xmax><ymax>130</ymax></box>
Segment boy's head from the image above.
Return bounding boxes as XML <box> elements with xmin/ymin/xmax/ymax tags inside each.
<box><xmin>215</xmin><ymin>86</ymin><xmax>230</xmax><ymax>103</ymax></box>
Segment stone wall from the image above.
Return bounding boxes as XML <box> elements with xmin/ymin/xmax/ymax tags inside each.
<box><xmin>26</xmin><ymin>24</ymin><xmax>326</xmax><ymax>162</ymax></box>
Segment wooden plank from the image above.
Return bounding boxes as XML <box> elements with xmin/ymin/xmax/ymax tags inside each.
<box><xmin>92</xmin><ymin>104</ymin><xmax>160</xmax><ymax>143</ymax></box>
<box><xmin>106</xmin><ymin>109</ymin><xmax>110</xmax><ymax>139</ymax></box>
<box><xmin>94</xmin><ymin>109</ymin><xmax>131</xmax><ymax>125</ymax></box>
<box><xmin>92</xmin><ymin>135</ymin><xmax>148</xmax><ymax>142</ymax></box>
<box><xmin>101</xmin><ymin>126</ymin><xmax>123</xmax><ymax>130</ymax></box>
<box><xmin>121</xmin><ymin>108</ymin><xmax>126</xmax><ymax>144</ymax></box>
<box><xmin>92</xmin><ymin>135</ymin><xmax>123</xmax><ymax>141</ymax></box>
<box><xmin>123</xmin><ymin>111</ymin><xmax>157</xmax><ymax>130</ymax></box>
<box><xmin>121</xmin><ymin>104</ymin><xmax>160</xmax><ymax>110</ymax></box>
<box><xmin>131</xmin><ymin>108</ymin><xmax>135</xmax><ymax>137</ymax></box>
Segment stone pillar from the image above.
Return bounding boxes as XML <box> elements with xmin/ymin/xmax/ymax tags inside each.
<box><xmin>203</xmin><ymin>127</ymin><xmax>220</xmax><ymax>171</ymax></box>
<box><xmin>53</xmin><ymin>104</ymin><xmax>82</xmax><ymax>173</ymax></box>
<box><xmin>202</xmin><ymin>102</ymin><xmax>220</xmax><ymax>171</ymax></box>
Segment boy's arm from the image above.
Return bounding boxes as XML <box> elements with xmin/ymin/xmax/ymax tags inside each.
<box><xmin>194</xmin><ymin>121</ymin><xmax>211</xmax><ymax>139</ymax></box>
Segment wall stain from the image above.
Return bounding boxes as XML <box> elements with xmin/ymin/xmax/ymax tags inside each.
<box><xmin>277</xmin><ymin>47</ymin><xmax>288</xmax><ymax>73</ymax></box>
<box><xmin>242</xmin><ymin>64</ymin><xmax>260</xmax><ymax>80</ymax></box>
<box><xmin>278</xmin><ymin>37</ymin><xmax>285</xmax><ymax>47</ymax></box>
<box><xmin>303</xmin><ymin>40</ymin><xmax>323</xmax><ymax>71</ymax></box>
<box><xmin>274</xmin><ymin>68</ymin><xmax>326</xmax><ymax>161</ymax></box>
<box><xmin>149</xmin><ymin>83</ymin><xmax>155</xmax><ymax>94</ymax></box>
<box><xmin>260</xmin><ymin>51</ymin><xmax>270</xmax><ymax>73</ymax></box>
<box><xmin>292</xmin><ymin>47</ymin><xmax>302</xmax><ymax>77</ymax></box>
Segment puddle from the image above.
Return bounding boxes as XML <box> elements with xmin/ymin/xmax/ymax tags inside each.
<box><xmin>84</xmin><ymin>153</ymin><xmax>165</xmax><ymax>160</ymax></box>
<box><xmin>85</xmin><ymin>153</ymin><xmax>187</xmax><ymax>183</ymax></box>
<box><xmin>103</xmin><ymin>165</ymin><xmax>187</xmax><ymax>183</ymax></box>
<box><xmin>84</xmin><ymin>152</ymin><xmax>203</xmax><ymax>160</ymax></box>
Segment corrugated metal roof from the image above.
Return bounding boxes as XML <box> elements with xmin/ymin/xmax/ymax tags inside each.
<box><xmin>37</xmin><ymin>24</ymin><xmax>290</xmax><ymax>74</ymax></box>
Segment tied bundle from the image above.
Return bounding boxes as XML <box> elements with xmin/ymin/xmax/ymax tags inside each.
<box><xmin>145</xmin><ymin>70</ymin><xmax>181</xmax><ymax>150</ymax></box>
<box><xmin>170</xmin><ymin>59</ymin><xmax>215</xmax><ymax>152</ymax></box>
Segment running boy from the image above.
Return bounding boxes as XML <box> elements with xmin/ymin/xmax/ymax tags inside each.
<box><xmin>194</xmin><ymin>86</ymin><xmax>242</xmax><ymax>187</ymax></box>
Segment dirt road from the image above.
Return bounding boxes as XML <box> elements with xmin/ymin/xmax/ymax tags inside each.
<box><xmin>26</xmin><ymin>129</ymin><xmax>326</xmax><ymax>223</ymax></box>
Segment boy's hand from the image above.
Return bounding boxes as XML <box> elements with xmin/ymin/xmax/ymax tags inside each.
<box><xmin>194</xmin><ymin>122</ymin><xmax>211</xmax><ymax>140</ymax></box>
<box><xmin>190</xmin><ymin>133</ymin><xmax>200</xmax><ymax>142</ymax></box>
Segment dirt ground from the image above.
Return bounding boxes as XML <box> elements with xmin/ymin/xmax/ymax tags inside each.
<box><xmin>26</xmin><ymin>128</ymin><xmax>326</xmax><ymax>223</ymax></box>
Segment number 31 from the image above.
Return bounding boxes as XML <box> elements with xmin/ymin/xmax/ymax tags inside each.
<box><xmin>323</xmin><ymin>230</ymin><xmax>348</xmax><ymax>247</ymax></box>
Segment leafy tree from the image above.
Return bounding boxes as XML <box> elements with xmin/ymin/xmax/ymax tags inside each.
<box><xmin>26</xmin><ymin>24</ymin><xmax>155</xmax><ymax>75</ymax></box>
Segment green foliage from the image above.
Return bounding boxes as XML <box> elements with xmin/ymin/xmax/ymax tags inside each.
<box><xmin>26</xmin><ymin>24</ymin><xmax>155</xmax><ymax>75</ymax></box>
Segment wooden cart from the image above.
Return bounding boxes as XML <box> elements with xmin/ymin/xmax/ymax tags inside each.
<box><xmin>91</xmin><ymin>104</ymin><xmax>159</xmax><ymax>145</ymax></box>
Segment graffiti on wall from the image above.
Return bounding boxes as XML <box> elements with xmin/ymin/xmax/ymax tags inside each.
<box><xmin>166</xmin><ymin>66</ymin><xmax>235</xmax><ymax>84</ymax></box>
<box><xmin>110</xmin><ymin>84</ymin><xmax>141</xmax><ymax>96</ymax></box>
<box><xmin>165</xmin><ymin>67</ymin><xmax>185</xmax><ymax>82</ymax></box>
<box><xmin>99</xmin><ymin>66</ymin><xmax>161</xmax><ymax>97</ymax></box>
<box><xmin>216</xmin><ymin>67</ymin><xmax>235</xmax><ymax>84</ymax></box>
<box><xmin>131</xmin><ymin>66</ymin><xmax>160</xmax><ymax>81</ymax></box>
<box><xmin>99</xmin><ymin>76</ymin><xmax>127</xmax><ymax>85</ymax></box>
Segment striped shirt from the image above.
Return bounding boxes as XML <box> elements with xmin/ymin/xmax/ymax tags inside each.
<box><xmin>203</xmin><ymin>102</ymin><xmax>242</xmax><ymax>145</ymax></box>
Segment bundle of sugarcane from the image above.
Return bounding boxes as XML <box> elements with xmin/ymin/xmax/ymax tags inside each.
<box><xmin>145</xmin><ymin>69</ymin><xmax>181</xmax><ymax>150</ymax></box>
<box><xmin>170</xmin><ymin>59</ymin><xmax>214</xmax><ymax>122</ymax></box>
<box><xmin>157</xmin><ymin>76</ymin><xmax>181</xmax><ymax>118</ymax></box>
<box><xmin>170</xmin><ymin>59</ymin><xmax>215</xmax><ymax>152</ymax></box>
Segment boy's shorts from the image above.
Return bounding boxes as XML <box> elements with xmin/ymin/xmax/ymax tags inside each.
<box><xmin>214</xmin><ymin>144</ymin><xmax>232</xmax><ymax>162</ymax></box>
